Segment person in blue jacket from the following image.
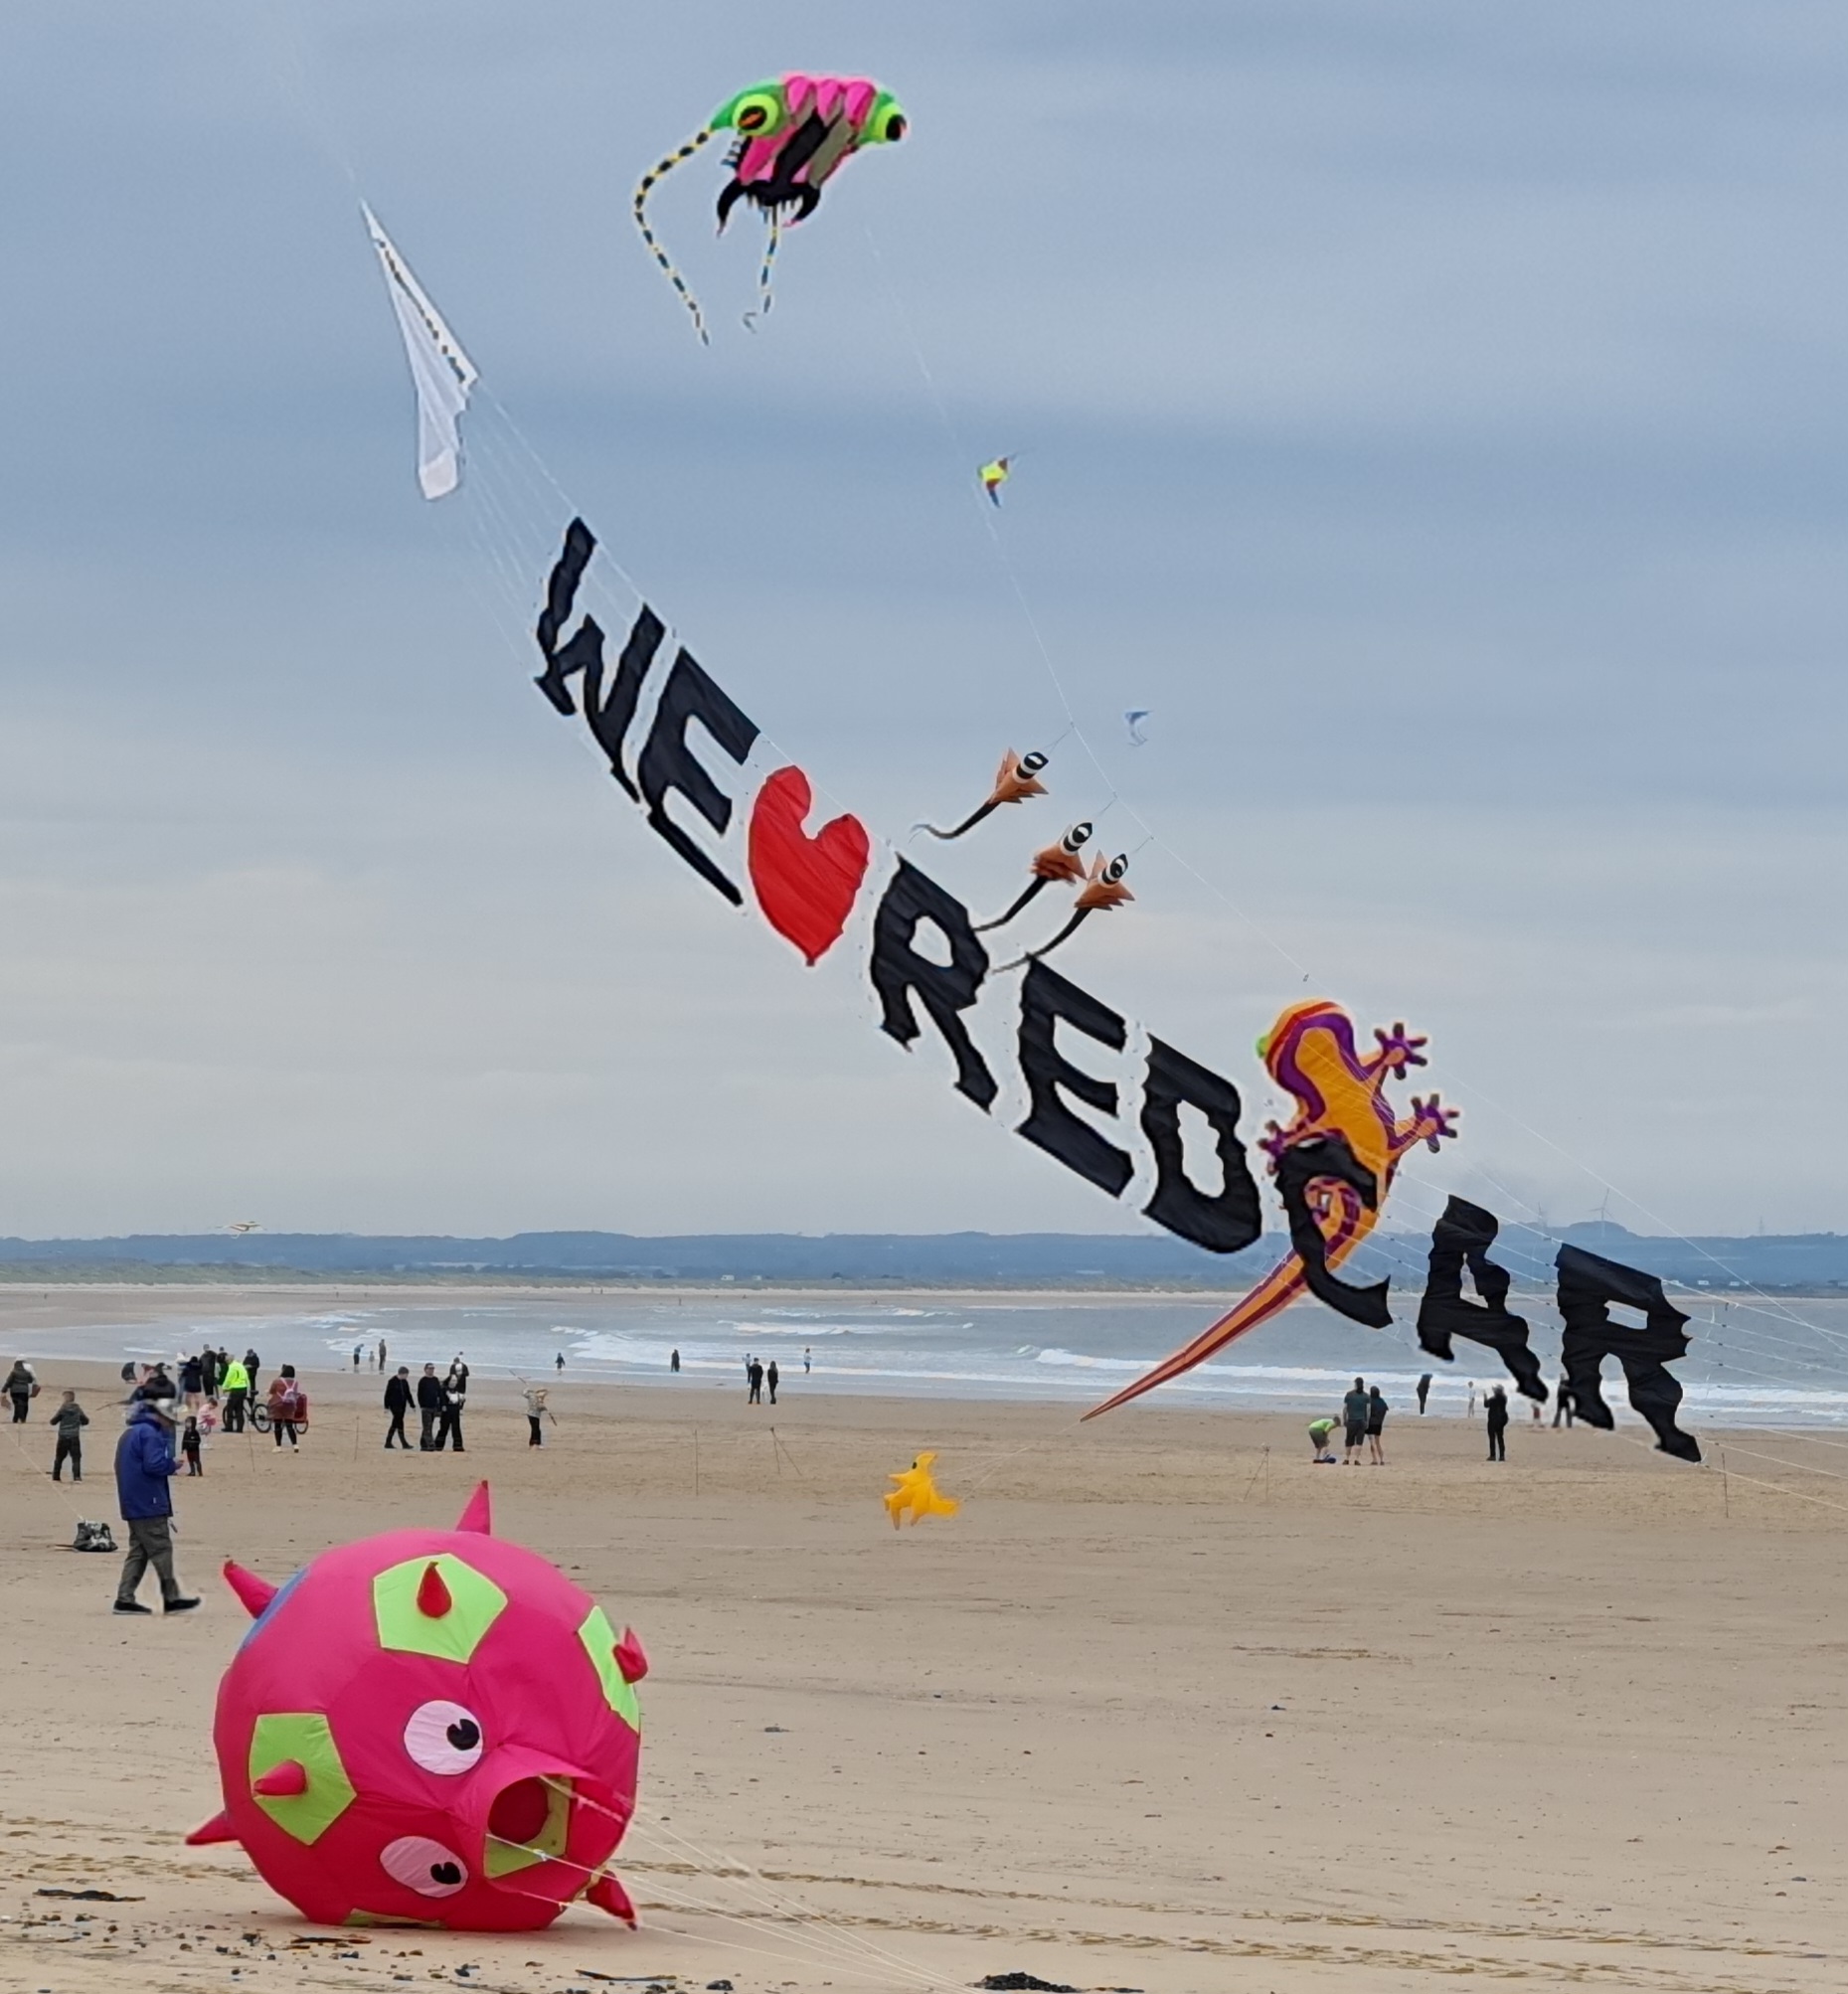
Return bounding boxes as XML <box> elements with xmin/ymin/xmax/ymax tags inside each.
<box><xmin>112</xmin><ymin>1396</ymin><xmax>198</xmax><ymax>1615</ymax></box>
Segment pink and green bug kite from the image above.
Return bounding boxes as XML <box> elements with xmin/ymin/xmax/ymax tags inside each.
<box><xmin>633</xmin><ymin>74</ymin><xmax>907</xmax><ymax>340</ymax></box>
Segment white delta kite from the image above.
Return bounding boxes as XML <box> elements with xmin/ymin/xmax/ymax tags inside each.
<box><xmin>361</xmin><ymin>203</ymin><xmax>478</xmax><ymax>500</ymax></box>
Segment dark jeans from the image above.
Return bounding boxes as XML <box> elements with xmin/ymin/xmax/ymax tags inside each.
<box><xmin>184</xmin><ymin>1449</ymin><xmax>202</xmax><ymax>1474</ymax></box>
<box><xmin>272</xmin><ymin>1419</ymin><xmax>298</xmax><ymax>1447</ymax></box>
<box><xmin>223</xmin><ymin>1391</ymin><xmax>247</xmax><ymax>1433</ymax></box>
<box><xmin>748</xmin><ymin>1384</ymin><xmax>761</xmax><ymax>1403</ymax></box>
<box><xmin>435</xmin><ymin>1409</ymin><xmax>464</xmax><ymax>1452</ymax></box>
<box><xmin>385</xmin><ymin>1410</ymin><xmax>410</xmax><ymax>1448</ymax></box>
<box><xmin>117</xmin><ymin>1516</ymin><xmax>180</xmax><ymax>1604</ymax></box>
<box><xmin>1487</xmin><ymin>1425</ymin><xmax>1507</xmax><ymax>1461</ymax></box>
<box><xmin>9</xmin><ymin>1393</ymin><xmax>28</xmax><ymax>1422</ymax></box>
<box><xmin>528</xmin><ymin>1415</ymin><xmax>543</xmax><ymax>1446</ymax></box>
<box><xmin>419</xmin><ymin>1408</ymin><xmax>438</xmax><ymax>1449</ymax></box>
<box><xmin>53</xmin><ymin>1435</ymin><xmax>82</xmax><ymax>1481</ymax></box>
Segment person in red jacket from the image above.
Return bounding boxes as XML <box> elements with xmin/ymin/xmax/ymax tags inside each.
<box><xmin>113</xmin><ymin>1397</ymin><xmax>198</xmax><ymax>1614</ymax></box>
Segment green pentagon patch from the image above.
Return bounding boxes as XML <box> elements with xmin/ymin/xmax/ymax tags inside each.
<box><xmin>577</xmin><ymin>1605</ymin><xmax>641</xmax><ymax>1733</ymax></box>
<box><xmin>372</xmin><ymin>1554</ymin><xmax>507</xmax><ymax>1663</ymax></box>
<box><xmin>249</xmin><ymin>1713</ymin><xmax>355</xmax><ymax>1845</ymax></box>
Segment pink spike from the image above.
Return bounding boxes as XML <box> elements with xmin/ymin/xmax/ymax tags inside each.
<box><xmin>587</xmin><ymin>1873</ymin><xmax>636</xmax><ymax>1926</ymax></box>
<box><xmin>253</xmin><ymin>1759</ymin><xmax>308</xmax><ymax>1798</ymax></box>
<box><xmin>222</xmin><ymin>1559</ymin><xmax>278</xmax><ymax>1619</ymax></box>
<box><xmin>417</xmin><ymin>1562</ymin><xmax>453</xmax><ymax>1618</ymax></box>
<box><xmin>781</xmin><ymin>73</ymin><xmax>815</xmax><ymax>115</ymax></box>
<box><xmin>455</xmin><ymin>1482</ymin><xmax>492</xmax><ymax>1535</ymax></box>
<box><xmin>843</xmin><ymin>80</ymin><xmax>877</xmax><ymax>125</ymax></box>
<box><xmin>186</xmin><ymin>1810</ymin><xmax>239</xmax><ymax>1846</ymax></box>
<box><xmin>737</xmin><ymin>136</ymin><xmax>780</xmax><ymax>183</ymax></box>
<box><xmin>615</xmin><ymin>1627</ymin><xmax>649</xmax><ymax>1685</ymax></box>
<box><xmin>811</xmin><ymin>78</ymin><xmax>844</xmax><ymax>120</ymax></box>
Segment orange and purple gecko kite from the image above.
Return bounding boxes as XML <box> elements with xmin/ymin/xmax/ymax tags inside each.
<box><xmin>1084</xmin><ymin>999</ymin><xmax>1457</xmax><ymax>1417</ymax></box>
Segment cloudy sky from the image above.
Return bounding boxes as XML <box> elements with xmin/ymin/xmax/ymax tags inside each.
<box><xmin>0</xmin><ymin>1</ymin><xmax>1843</xmax><ymax>1241</ymax></box>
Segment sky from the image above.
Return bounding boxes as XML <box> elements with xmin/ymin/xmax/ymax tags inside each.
<box><xmin>0</xmin><ymin>1</ymin><xmax>1844</xmax><ymax>1241</ymax></box>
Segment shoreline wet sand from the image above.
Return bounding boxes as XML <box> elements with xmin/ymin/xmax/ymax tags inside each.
<box><xmin>4</xmin><ymin>1357</ymin><xmax>1844</xmax><ymax>1994</ymax></box>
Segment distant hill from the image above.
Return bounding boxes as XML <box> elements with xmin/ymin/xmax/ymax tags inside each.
<box><xmin>0</xmin><ymin>1222</ymin><xmax>1838</xmax><ymax>1291</ymax></box>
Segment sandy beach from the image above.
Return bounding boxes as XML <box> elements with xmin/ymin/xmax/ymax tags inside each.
<box><xmin>3</xmin><ymin>1306</ymin><xmax>1844</xmax><ymax>1994</ymax></box>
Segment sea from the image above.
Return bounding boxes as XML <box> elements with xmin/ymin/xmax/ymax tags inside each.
<box><xmin>31</xmin><ymin>1287</ymin><xmax>1848</xmax><ymax>1429</ymax></box>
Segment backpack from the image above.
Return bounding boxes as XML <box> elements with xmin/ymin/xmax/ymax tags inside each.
<box><xmin>73</xmin><ymin>1521</ymin><xmax>116</xmax><ymax>1554</ymax></box>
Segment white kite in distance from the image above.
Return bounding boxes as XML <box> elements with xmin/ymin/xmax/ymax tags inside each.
<box><xmin>361</xmin><ymin>202</ymin><xmax>478</xmax><ymax>500</ymax></box>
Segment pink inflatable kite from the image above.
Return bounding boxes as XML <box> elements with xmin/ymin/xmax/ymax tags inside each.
<box><xmin>188</xmin><ymin>1484</ymin><xmax>646</xmax><ymax>1931</ymax></box>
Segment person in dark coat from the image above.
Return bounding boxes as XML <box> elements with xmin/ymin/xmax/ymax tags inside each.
<box><xmin>113</xmin><ymin>1398</ymin><xmax>198</xmax><ymax>1613</ymax></box>
<box><xmin>765</xmin><ymin>1360</ymin><xmax>779</xmax><ymax>1406</ymax></box>
<box><xmin>52</xmin><ymin>1389</ymin><xmax>87</xmax><ymax>1482</ymax></box>
<box><xmin>1485</xmin><ymin>1385</ymin><xmax>1510</xmax><ymax>1462</ymax></box>
<box><xmin>180</xmin><ymin>1354</ymin><xmax>205</xmax><ymax>1410</ymax></box>
<box><xmin>1552</xmin><ymin>1378</ymin><xmax>1577</xmax><ymax>1427</ymax></box>
<box><xmin>4</xmin><ymin>1360</ymin><xmax>36</xmax><ymax>1422</ymax></box>
<box><xmin>416</xmin><ymin>1364</ymin><xmax>444</xmax><ymax>1450</ymax></box>
<box><xmin>243</xmin><ymin>1348</ymin><xmax>262</xmax><ymax>1398</ymax></box>
<box><xmin>747</xmin><ymin>1359</ymin><xmax>764</xmax><ymax>1405</ymax></box>
<box><xmin>435</xmin><ymin>1361</ymin><xmax>468</xmax><ymax>1452</ymax></box>
<box><xmin>383</xmin><ymin>1366</ymin><xmax>414</xmax><ymax>1449</ymax></box>
<box><xmin>1416</xmin><ymin>1373</ymin><xmax>1432</xmax><ymax>1414</ymax></box>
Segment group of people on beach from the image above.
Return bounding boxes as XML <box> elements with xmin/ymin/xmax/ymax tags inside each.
<box><xmin>1307</xmin><ymin>1371</ymin><xmax>1587</xmax><ymax>1464</ymax></box>
<box><xmin>381</xmin><ymin>1357</ymin><xmax>474</xmax><ymax>1451</ymax></box>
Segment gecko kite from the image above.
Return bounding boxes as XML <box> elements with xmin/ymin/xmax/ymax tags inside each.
<box><xmin>634</xmin><ymin>74</ymin><xmax>907</xmax><ymax>339</ymax></box>
<box><xmin>1084</xmin><ymin>1002</ymin><xmax>1457</xmax><ymax>1417</ymax></box>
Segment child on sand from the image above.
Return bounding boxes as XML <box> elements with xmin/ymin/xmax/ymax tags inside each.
<box><xmin>181</xmin><ymin>1414</ymin><xmax>203</xmax><ymax>1474</ymax></box>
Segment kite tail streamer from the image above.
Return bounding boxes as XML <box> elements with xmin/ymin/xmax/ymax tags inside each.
<box><xmin>633</xmin><ymin>126</ymin><xmax>715</xmax><ymax>343</ymax></box>
<box><xmin>993</xmin><ymin>908</ymin><xmax>1089</xmax><ymax>973</ymax></box>
<box><xmin>748</xmin><ymin>209</ymin><xmax>781</xmax><ymax>328</ymax></box>
<box><xmin>972</xmin><ymin>877</ymin><xmax>1050</xmax><ymax>931</ymax></box>
<box><xmin>914</xmin><ymin>800</ymin><xmax>1000</xmax><ymax>841</ymax></box>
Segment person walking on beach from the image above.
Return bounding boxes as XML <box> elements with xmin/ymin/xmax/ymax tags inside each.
<box><xmin>383</xmin><ymin>1367</ymin><xmax>414</xmax><ymax>1449</ymax></box>
<box><xmin>1307</xmin><ymin>1414</ymin><xmax>1339</xmax><ymax>1463</ymax></box>
<box><xmin>747</xmin><ymin>1359</ymin><xmax>764</xmax><ymax>1406</ymax></box>
<box><xmin>670</xmin><ymin>1348</ymin><xmax>680</xmax><ymax>1373</ymax></box>
<box><xmin>352</xmin><ymin>1344</ymin><xmax>363</xmax><ymax>1373</ymax></box>
<box><xmin>416</xmin><ymin>1364</ymin><xmax>443</xmax><ymax>1450</ymax></box>
<box><xmin>1366</xmin><ymin>1385</ymin><xmax>1389</xmax><ymax>1464</ymax></box>
<box><xmin>51</xmin><ymin>1390</ymin><xmax>87</xmax><ymax>1482</ymax></box>
<box><xmin>1466</xmin><ymin>1379</ymin><xmax>1477</xmax><ymax>1417</ymax></box>
<box><xmin>377</xmin><ymin>1338</ymin><xmax>388</xmax><ymax>1373</ymax></box>
<box><xmin>523</xmin><ymin>1385</ymin><xmax>557</xmax><ymax>1447</ymax></box>
<box><xmin>765</xmin><ymin>1360</ymin><xmax>779</xmax><ymax>1406</ymax></box>
<box><xmin>181</xmin><ymin>1413</ymin><xmax>204</xmax><ymax>1475</ymax></box>
<box><xmin>1485</xmin><ymin>1385</ymin><xmax>1510</xmax><ymax>1462</ymax></box>
<box><xmin>220</xmin><ymin>1354</ymin><xmax>250</xmax><ymax>1432</ymax></box>
<box><xmin>803</xmin><ymin>1347</ymin><xmax>811</xmax><ymax>1375</ymax></box>
<box><xmin>180</xmin><ymin>1353</ymin><xmax>204</xmax><ymax>1412</ymax></box>
<box><xmin>5</xmin><ymin>1359</ymin><xmax>37</xmax><ymax>1422</ymax></box>
<box><xmin>555</xmin><ymin>1352</ymin><xmax>564</xmax><ymax>1374</ymax></box>
<box><xmin>112</xmin><ymin>1395</ymin><xmax>197</xmax><ymax>1615</ymax></box>
<box><xmin>1416</xmin><ymin>1373</ymin><xmax>1431</xmax><ymax>1414</ymax></box>
<box><xmin>1342</xmin><ymin>1377</ymin><xmax>1370</xmax><ymax>1464</ymax></box>
<box><xmin>1552</xmin><ymin>1378</ymin><xmax>1576</xmax><ymax>1427</ymax></box>
<box><xmin>267</xmin><ymin>1366</ymin><xmax>307</xmax><ymax>1448</ymax></box>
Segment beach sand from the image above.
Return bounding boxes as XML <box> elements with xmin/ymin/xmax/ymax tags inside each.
<box><xmin>2</xmin><ymin>1306</ymin><xmax>1844</xmax><ymax>1993</ymax></box>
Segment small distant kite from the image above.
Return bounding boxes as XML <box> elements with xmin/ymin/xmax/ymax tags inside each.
<box><xmin>884</xmin><ymin>1453</ymin><xmax>959</xmax><ymax>1528</ymax></box>
<box><xmin>918</xmin><ymin>749</ymin><xmax>1048</xmax><ymax>840</ymax></box>
<box><xmin>634</xmin><ymin>74</ymin><xmax>907</xmax><ymax>340</ymax></box>
<box><xmin>361</xmin><ymin>204</ymin><xmax>478</xmax><ymax>501</ymax></box>
<box><xmin>226</xmin><ymin>1223</ymin><xmax>262</xmax><ymax>1236</ymax></box>
<box><xmin>978</xmin><ymin>456</ymin><xmax>1012</xmax><ymax>506</ymax></box>
<box><xmin>1123</xmin><ymin>710</ymin><xmax>1150</xmax><ymax>746</ymax></box>
<box><xmin>996</xmin><ymin>852</ymin><xmax>1131</xmax><ymax>971</ymax></box>
<box><xmin>975</xmin><ymin>821</ymin><xmax>1092</xmax><ymax>930</ymax></box>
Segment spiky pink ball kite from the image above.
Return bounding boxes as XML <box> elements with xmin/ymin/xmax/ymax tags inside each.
<box><xmin>188</xmin><ymin>1484</ymin><xmax>646</xmax><ymax>1931</ymax></box>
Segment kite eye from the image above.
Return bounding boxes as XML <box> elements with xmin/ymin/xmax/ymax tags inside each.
<box><xmin>729</xmin><ymin>89</ymin><xmax>784</xmax><ymax>136</ymax></box>
<box><xmin>1103</xmin><ymin>854</ymin><xmax>1130</xmax><ymax>884</ymax></box>
<box><xmin>404</xmin><ymin>1701</ymin><xmax>485</xmax><ymax>1775</ymax></box>
<box><xmin>1061</xmin><ymin>821</ymin><xmax>1093</xmax><ymax>854</ymax></box>
<box><xmin>866</xmin><ymin>95</ymin><xmax>907</xmax><ymax>143</ymax></box>
<box><xmin>380</xmin><ymin>1836</ymin><xmax>469</xmax><ymax>1898</ymax></box>
<box><xmin>1019</xmin><ymin>751</ymin><xmax>1049</xmax><ymax>776</ymax></box>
